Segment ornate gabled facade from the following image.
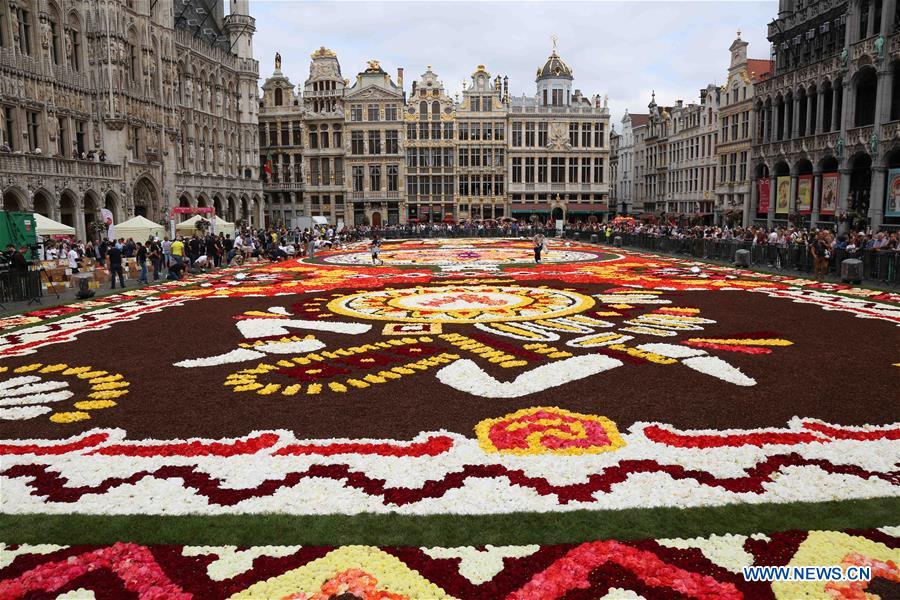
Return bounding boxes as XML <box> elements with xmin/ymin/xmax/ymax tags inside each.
<box><xmin>259</xmin><ymin>53</ymin><xmax>303</xmax><ymax>227</ymax></box>
<box><xmin>751</xmin><ymin>0</ymin><xmax>900</xmax><ymax>231</ymax></box>
<box><xmin>0</xmin><ymin>0</ymin><xmax>262</xmax><ymax>240</ymax></box>
<box><xmin>643</xmin><ymin>92</ymin><xmax>672</xmax><ymax>215</ymax></box>
<box><xmin>299</xmin><ymin>46</ymin><xmax>346</xmax><ymax>224</ymax></box>
<box><xmin>457</xmin><ymin>64</ymin><xmax>507</xmax><ymax>220</ymax></box>
<box><xmin>715</xmin><ymin>32</ymin><xmax>772</xmax><ymax>226</ymax></box>
<box><xmin>405</xmin><ymin>66</ymin><xmax>455</xmax><ymax>223</ymax></box>
<box><xmin>508</xmin><ymin>46</ymin><xmax>610</xmax><ymax>222</ymax></box>
<box><xmin>344</xmin><ymin>60</ymin><xmax>404</xmax><ymax>226</ymax></box>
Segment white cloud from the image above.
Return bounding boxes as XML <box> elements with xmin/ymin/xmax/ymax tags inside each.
<box><xmin>249</xmin><ymin>0</ymin><xmax>776</xmax><ymax>126</ymax></box>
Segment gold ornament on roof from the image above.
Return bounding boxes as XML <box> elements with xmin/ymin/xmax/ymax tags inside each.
<box><xmin>311</xmin><ymin>46</ymin><xmax>337</xmax><ymax>59</ymax></box>
<box><xmin>367</xmin><ymin>59</ymin><xmax>381</xmax><ymax>71</ymax></box>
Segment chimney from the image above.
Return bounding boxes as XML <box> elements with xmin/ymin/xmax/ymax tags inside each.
<box><xmin>700</xmin><ymin>88</ymin><xmax>708</xmax><ymax>101</ymax></box>
<box><xmin>503</xmin><ymin>76</ymin><xmax>508</xmax><ymax>101</ymax></box>
<box><xmin>397</xmin><ymin>67</ymin><xmax>404</xmax><ymax>90</ymax></box>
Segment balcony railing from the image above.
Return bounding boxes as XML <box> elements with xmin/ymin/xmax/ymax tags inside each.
<box><xmin>0</xmin><ymin>153</ymin><xmax>122</xmax><ymax>180</ymax></box>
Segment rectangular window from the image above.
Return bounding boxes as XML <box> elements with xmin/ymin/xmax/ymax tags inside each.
<box><xmin>431</xmin><ymin>122</ymin><xmax>441</xmax><ymax>140</ymax></box>
<box><xmin>525</xmin><ymin>157</ymin><xmax>535</xmax><ymax>183</ymax></box>
<box><xmin>741</xmin><ymin>111</ymin><xmax>750</xmax><ymax>139</ymax></box>
<box><xmin>538</xmin><ymin>122</ymin><xmax>548</xmax><ymax>147</ymax></box>
<box><xmin>308</xmin><ymin>128</ymin><xmax>318</xmax><ymax>149</ymax></box>
<box><xmin>333</xmin><ymin>127</ymin><xmax>342</xmax><ymax>148</ymax></box>
<box><xmin>16</xmin><ymin>9</ymin><xmax>31</xmax><ymax>55</ymax></box>
<box><xmin>729</xmin><ymin>152</ymin><xmax>737</xmax><ymax>182</ymax></box>
<box><xmin>74</xmin><ymin>119</ymin><xmax>85</xmax><ymax>155</ymax></box>
<box><xmin>551</xmin><ymin>157</ymin><xmax>564</xmax><ymax>183</ymax></box>
<box><xmin>310</xmin><ymin>158</ymin><xmax>319</xmax><ymax>185</ymax></box>
<box><xmin>483</xmin><ymin>123</ymin><xmax>493</xmax><ymax>141</ymax></box>
<box><xmin>350</xmin><ymin>105</ymin><xmax>362</xmax><ymax>121</ymax></box>
<box><xmin>292</xmin><ymin>121</ymin><xmax>301</xmax><ymax>145</ymax></box>
<box><xmin>69</xmin><ymin>29</ymin><xmax>81</xmax><ymax>71</ymax></box>
<box><xmin>370</xmin><ymin>165</ymin><xmax>381</xmax><ymax>191</ymax></box>
<box><xmin>385</xmin><ymin>105</ymin><xmax>398</xmax><ymax>121</ymax></box>
<box><xmin>259</xmin><ymin>125</ymin><xmax>266</xmax><ymax>148</ymax></box>
<box><xmin>594</xmin><ymin>123</ymin><xmax>604</xmax><ymax>147</ymax></box>
<box><xmin>407</xmin><ymin>123</ymin><xmax>416</xmax><ymax>140</ymax></box>
<box><xmin>368</xmin><ymin>130</ymin><xmax>381</xmax><ymax>155</ymax></box>
<box><xmin>281</xmin><ymin>123</ymin><xmax>289</xmax><ymax>146</ymax></box>
<box><xmin>56</xmin><ymin>117</ymin><xmax>66</xmax><ymax>156</ymax></box>
<box><xmin>538</xmin><ymin>157</ymin><xmax>548</xmax><ymax>183</ymax></box>
<box><xmin>582</xmin><ymin>123</ymin><xmax>591</xmax><ymax>147</ymax></box>
<box><xmin>472</xmin><ymin>147</ymin><xmax>482</xmax><ymax>167</ymax></box>
<box><xmin>26</xmin><ymin>110</ymin><xmax>39</xmax><ymax>150</ymax></box>
<box><xmin>512</xmin><ymin>122</ymin><xmax>522</xmax><ymax>147</ymax></box>
<box><xmin>351</xmin><ymin>131</ymin><xmax>364</xmax><ymax>155</ymax></box>
<box><xmin>471</xmin><ymin>96</ymin><xmax>481</xmax><ymax>112</ymax></box>
<box><xmin>569</xmin><ymin>123</ymin><xmax>579</xmax><ymax>147</ymax></box>
<box><xmin>495</xmin><ymin>123</ymin><xmax>504</xmax><ymax>141</ymax></box>
<box><xmin>739</xmin><ymin>151</ymin><xmax>747</xmax><ymax>181</ymax></box>
<box><xmin>385</xmin><ymin>130</ymin><xmax>398</xmax><ymax>154</ymax></box>
<box><xmin>387</xmin><ymin>165</ymin><xmax>398</xmax><ymax>191</ymax></box>
<box><xmin>443</xmin><ymin>122</ymin><xmax>453</xmax><ymax>140</ymax></box>
<box><xmin>295</xmin><ymin>157</ymin><xmax>303</xmax><ymax>182</ymax></box>
<box><xmin>352</xmin><ymin>166</ymin><xmax>364</xmax><ymax>191</ymax></box>
<box><xmin>459</xmin><ymin>122</ymin><xmax>469</xmax><ymax>141</ymax></box>
<box><xmin>367</xmin><ymin>104</ymin><xmax>379</xmax><ymax>121</ymax></box>
<box><xmin>581</xmin><ymin>158</ymin><xmax>591</xmax><ymax>183</ymax></box>
<box><xmin>568</xmin><ymin>158</ymin><xmax>578</xmax><ymax>183</ymax></box>
<box><xmin>719</xmin><ymin>155</ymin><xmax>727</xmax><ymax>182</ymax></box>
<box><xmin>512</xmin><ymin>157</ymin><xmax>522</xmax><ymax>183</ymax></box>
<box><xmin>552</xmin><ymin>89</ymin><xmax>562</xmax><ymax>106</ymax></box>
<box><xmin>320</xmin><ymin>157</ymin><xmax>329</xmax><ymax>184</ymax></box>
<box><xmin>525</xmin><ymin>122</ymin><xmax>535</xmax><ymax>146</ymax></box>
<box><xmin>458</xmin><ymin>147</ymin><xmax>468</xmax><ymax>168</ymax></box>
<box><xmin>483</xmin><ymin>96</ymin><xmax>492</xmax><ymax>111</ymax></box>
<box><xmin>593</xmin><ymin>158</ymin><xmax>603</xmax><ymax>182</ymax></box>
<box><xmin>471</xmin><ymin>123</ymin><xmax>481</xmax><ymax>141</ymax></box>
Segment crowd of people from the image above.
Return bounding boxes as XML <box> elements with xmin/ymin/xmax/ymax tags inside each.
<box><xmin>29</xmin><ymin>216</ymin><xmax>898</xmax><ymax>290</ymax></box>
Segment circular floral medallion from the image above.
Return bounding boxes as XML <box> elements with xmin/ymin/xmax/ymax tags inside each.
<box><xmin>321</xmin><ymin>246</ymin><xmax>605</xmax><ymax>267</ymax></box>
<box><xmin>327</xmin><ymin>285</ymin><xmax>595</xmax><ymax>323</ymax></box>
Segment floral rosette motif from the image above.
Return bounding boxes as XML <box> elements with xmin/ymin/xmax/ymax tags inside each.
<box><xmin>475</xmin><ymin>406</ymin><xmax>625</xmax><ymax>455</ymax></box>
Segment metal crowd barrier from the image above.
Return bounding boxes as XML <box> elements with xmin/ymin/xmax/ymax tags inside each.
<box><xmin>594</xmin><ymin>232</ymin><xmax>899</xmax><ymax>286</ymax></box>
<box><xmin>0</xmin><ymin>270</ymin><xmax>42</xmax><ymax>303</ymax></box>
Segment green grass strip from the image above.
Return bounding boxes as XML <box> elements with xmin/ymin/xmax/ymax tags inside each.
<box><xmin>3</xmin><ymin>497</ymin><xmax>897</xmax><ymax>546</ymax></box>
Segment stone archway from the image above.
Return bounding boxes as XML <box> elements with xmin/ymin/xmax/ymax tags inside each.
<box><xmin>105</xmin><ymin>191</ymin><xmax>120</xmax><ymax>223</ymax></box>
<box><xmin>2</xmin><ymin>188</ymin><xmax>27</xmax><ymax>212</ymax></box>
<box><xmin>133</xmin><ymin>177</ymin><xmax>159</xmax><ymax>221</ymax></box>
<box><xmin>59</xmin><ymin>191</ymin><xmax>78</xmax><ymax>230</ymax></box>
<box><xmin>33</xmin><ymin>190</ymin><xmax>53</xmax><ymax>218</ymax></box>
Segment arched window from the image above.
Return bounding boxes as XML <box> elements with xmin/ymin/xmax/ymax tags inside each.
<box><xmin>419</xmin><ymin>101</ymin><xmax>428</xmax><ymax>121</ymax></box>
<box><xmin>432</xmin><ymin>101</ymin><xmax>440</xmax><ymax>121</ymax></box>
<box><xmin>66</xmin><ymin>11</ymin><xmax>82</xmax><ymax>71</ymax></box>
<box><xmin>855</xmin><ymin>67</ymin><xmax>877</xmax><ymax>126</ymax></box>
<box><xmin>274</xmin><ymin>87</ymin><xmax>283</xmax><ymax>106</ymax></box>
<box><xmin>47</xmin><ymin>6</ymin><xmax>61</xmax><ymax>65</ymax></box>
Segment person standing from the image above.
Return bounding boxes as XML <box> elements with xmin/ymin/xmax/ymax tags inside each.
<box><xmin>162</xmin><ymin>237</ymin><xmax>173</xmax><ymax>271</ymax></box>
<box><xmin>135</xmin><ymin>241</ymin><xmax>148</xmax><ymax>284</ymax></box>
<box><xmin>533</xmin><ymin>232</ymin><xmax>545</xmax><ymax>263</ymax></box>
<box><xmin>371</xmin><ymin>237</ymin><xmax>383</xmax><ymax>265</ymax></box>
<box><xmin>67</xmin><ymin>244</ymin><xmax>81</xmax><ymax>274</ymax></box>
<box><xmin>107</xmin><ymin>242</ymin><xmax>125</xmax><ymax>289</ymax></box>
<box><xmin>809</xmin><ymin>231</ymin><xmax>830</xmax><ymax>281</ymax></box>
<box><xmin>171</xmin><ymin>236</ymin><xmax>185</xmax><ymax>269</ymax></box>
<box><xmin>148</xmin><ymin>238</ymin><xmax>162</xmax><ymax>281</ymax></box>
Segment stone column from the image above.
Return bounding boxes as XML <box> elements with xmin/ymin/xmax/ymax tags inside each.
<box><xmin>746</xmin><ymin>176</ymin><xmax>757</xmax><ymax>227</ymax></box>
<box><xmin>792</xmin><ymin>96</ymin><xmax>801</xmax><ymax>138</ymax></box>
<box><xmin>789</xmin><ymin>173</ymin><xmax>798</xmax><ymax>216</ymax></box>
<box><xmin>774</xmin><ymin>102</ymin><xmax>782</xmax><ymax>141</ymax></box>
<box><xmin>74</xmin><ymin>198</ymin><xmax>86</xmax><ymax>241</ymax></box>
<box><xmin>816</xmin><ymin>88</ymin><xmax>826</xmax><ymax>134</ymax></box>
<box><xmin>868</xmin><ymin>165</ymin><xmax>886</xmax><ymax>229</ymax></box>
<box><xmin>875</xmin><ymin>63</ymin><xmax>894</xmax><ymax>125</ymax></box>
<box><xmin>768</xmin><ymin>175</ymin><xmax>776</xmax><ymax>228</ymax></box>
<box><xmin>811</xmin><ymin>170</ymin><xmax>822</xmax><ymax>227</ymax></box>
<box><xmin>838</xmin><ymin>167</ymin><xmax>852</xmax><ymax>234</ymax></box>
<box><xmin>868</xmin><ymin>6</ymin><xmax>876</xmax><ymax>39</ymax></box>
<box><xmin>882</xmin><ymin>0</ymin><xmax>897</xmax><ymax>37</ymax></box>
<box><xmin>842</xmin><ymin>79</ymin><xmax>855</xmax><ymax>131</ymax></box>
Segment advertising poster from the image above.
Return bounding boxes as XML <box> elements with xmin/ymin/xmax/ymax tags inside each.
<box><xmin>797</xmin><ymin>175</ymin><xmax>812</xmax><ymax>214</ymax></box>
<box><xmin>887</xmin><ymin>169</ymin><xmax>900</xmax><ymax>217</ymax></box>
<box><xmin>757</xmin><ymin>177</ymin><xmax>770</xmax><ymax>214</ymax></box>
<box><xmin>820</xmin><ymin>173</ymin><xmax>839</xmax><ymax>215</ymax></box>
<box><xmin>775</xmin><ymin>176</ymin><xmax>791</xmax><ymax>214</ymax></box>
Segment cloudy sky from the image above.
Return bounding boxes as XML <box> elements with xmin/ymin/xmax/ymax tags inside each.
<box><xmin>249</xmin><ymin>0</ymin><xmax>777</xmax><ymax>127</ymax></box>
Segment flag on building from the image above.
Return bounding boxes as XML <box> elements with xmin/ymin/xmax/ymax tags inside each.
<box><xmin>264</xmin><ymin>152</ymin><xmax>273</xmax><ymax>177</ymax></box>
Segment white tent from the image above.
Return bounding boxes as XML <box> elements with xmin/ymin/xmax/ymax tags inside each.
<box><xmin>175</xmin><ymin>214</ymin><xmax>235</xmax><ymax>237</ymax></box>
<box><xmin>115</xmin><ymin>215</ymin><xmax>166</xmax><ymax>242</ymax></box>
<box><xmin>34</xmin><ymin>213</ymin><xmax>75</xmax><ymax>236</ymax></box>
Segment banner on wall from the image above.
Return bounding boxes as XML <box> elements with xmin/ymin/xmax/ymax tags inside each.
<box><xmin>820</xmin><ymin>173</ymin><xmax>839</xmax><ymax>215</ymax></box>
<box><xmin>99</xmin><ymin>208</ymin><xmax>114</xmax><ymax>241</ymax></box>
<box><xmin>797</xmin><ymin>175</ymin><xmax>812</xmax><ymax>214</ymax></box>
<box><xmin>775</xmin><ymin>176</ymin><xmax>791</xmax><ymax>214</ymax></box>
<box><xmin>757</xmin><ymin>177</ymin><xmax>770</xmax><ymax>214</ymax></box>
<box><xmin>887</xmin><ymin>169</ymin><xmax>900</xmax><ymax>217</ymax></box>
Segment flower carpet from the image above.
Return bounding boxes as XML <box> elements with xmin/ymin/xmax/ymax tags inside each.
<box><xmin>0</xmin><ymin>239</ymin><xmax>897</xmax><ymax>598</ymax></box>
